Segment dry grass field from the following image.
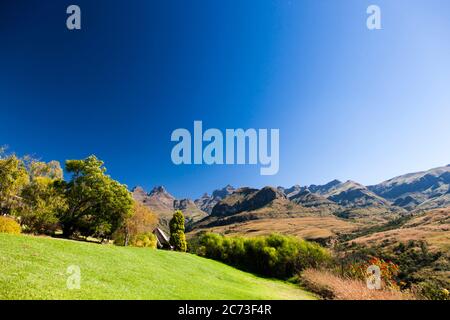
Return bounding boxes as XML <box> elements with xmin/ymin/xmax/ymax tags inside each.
<box><xmin>189</xmin><ymin>216</ymin><xmax>362</xmax><ymax>241</ymax></box>
<box><xmin>300</xmin><ymin>268</ymin><xmax>414</xmax><ymax>300</ymax></box>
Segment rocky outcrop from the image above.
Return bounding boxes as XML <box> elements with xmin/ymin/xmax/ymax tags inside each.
<box><xmin>132</xmin><ymin>186</ymin><xmax>207</xmax><ymax>231</ymax></box>
<box><xmin>194</xmin><ymin>185</ymin><xmax>235</xmax><ymax>214</ymax></box>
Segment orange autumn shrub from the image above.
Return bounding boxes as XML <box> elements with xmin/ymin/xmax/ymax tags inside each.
<box><xmin>347</xmin><ymin>257</ymin><xmax>399</xmax><ymax>289</ymax></box>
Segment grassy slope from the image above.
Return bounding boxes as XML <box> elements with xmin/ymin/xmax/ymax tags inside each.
<box><xmin>0</xmin><ymin>233</ymin><xmax>315</xmax><ymax>300</ymax></box>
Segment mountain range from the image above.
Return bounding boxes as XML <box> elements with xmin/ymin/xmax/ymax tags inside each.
<box><xmin>132</xmin><ymin>164</ymin><xmax>450</xmax><ymax>231</ymax></box>
<box><xmin>132</xmin><ymin>186</ymin><xmax>207</xmax><ymax>231</ymax></box>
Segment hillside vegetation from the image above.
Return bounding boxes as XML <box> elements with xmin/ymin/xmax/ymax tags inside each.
<box><xmin>0</xmin><ymin>233</ymin><xmax>315</xmax><ymax>300</ymax></box>
<box><xmin>350</xmin><ymin>208</ymin><xmax>450</xmax><ymax>252</ymax></box>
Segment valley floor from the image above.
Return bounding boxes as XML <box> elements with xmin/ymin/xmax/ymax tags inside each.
<box><xmin>0</xmin><ymin>233</ymin><xmax>315</xmax><ymax>300</ymax></box>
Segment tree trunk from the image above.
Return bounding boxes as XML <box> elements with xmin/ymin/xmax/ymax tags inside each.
<box><xmin>124</xmin><ymin>226</ymin><xmax>130</xmax><ymax>246</ymax></box>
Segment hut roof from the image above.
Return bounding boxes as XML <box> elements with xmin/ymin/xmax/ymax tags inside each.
<box><xmin>153</xmin><ymin>227</ymin><xmax>172</xmax><ymax>249</ymax></box>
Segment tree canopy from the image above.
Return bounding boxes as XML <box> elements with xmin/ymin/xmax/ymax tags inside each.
<box><xmin>113</xmin><ymin>201</ymin><xmax>158</xmax><ymax>246</ymax></box>
<box><xmin>0</xmin><ymin>154</ymin><xmax>29</xmax><ymax>215</ymax></box>
<box><xmin>58</xmin><ymin>155</ymin><xmax>133</xmax><ymax>239</ymax></box>
<box><xmin>18</xmin><ymin>160</ymin><xmax>67</xmax><ymax>234</ymax></box>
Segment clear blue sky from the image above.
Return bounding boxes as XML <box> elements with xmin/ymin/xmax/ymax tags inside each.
<box><xmin>1</xmin><ymin>0</ymin><xmax>450</xmax><ymax>199</ymax></box>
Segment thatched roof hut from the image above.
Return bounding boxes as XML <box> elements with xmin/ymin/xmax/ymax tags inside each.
<box><xmin>153</xmin><ymin>227</ymin><xmax>173</xmax><ymax>250</ymax></box>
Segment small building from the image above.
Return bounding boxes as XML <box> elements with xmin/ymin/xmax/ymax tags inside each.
<box><xmin>153</xmin><ymin>227</ymin><xmax>173</xmax><ymax>250</ymax></box>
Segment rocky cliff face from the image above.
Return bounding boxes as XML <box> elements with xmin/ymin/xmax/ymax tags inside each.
<box><xmin>211</xmin><ymin>187</ymin><xmax>286</xmax><ymax>217</ymax></box>
<box><xmin>277</xmin><ymin>185</ymin><xmax>304</xmax><ymax>199</ymax></box>
<box><xmin>194</xmin><ymin>185</ymin><xmax>235</xmax><ymax>214</ymax></box>
<box><xmin>132</xmin><ymin>186</ymin><xmax>207</xmax><ymax>231</ymax></box>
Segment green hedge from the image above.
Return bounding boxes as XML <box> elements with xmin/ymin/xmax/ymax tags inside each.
<box><xmin>190</xmin><ymin>233</ymin><xmax>331</xmax><ymax>279</ymax></box>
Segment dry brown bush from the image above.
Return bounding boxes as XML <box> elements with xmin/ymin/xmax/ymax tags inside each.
<box><xmin>301</xmin><ymin>268</ymin><xmax>416</xmax><ymax>300</ymax></box>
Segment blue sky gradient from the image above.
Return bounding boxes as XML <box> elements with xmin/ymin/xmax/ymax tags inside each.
<box><xmin>1</xmin><ymin>0</ymin><xmax>450</xmax><ymax>198</ymax></box>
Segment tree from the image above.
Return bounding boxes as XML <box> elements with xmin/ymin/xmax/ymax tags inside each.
<box><xmin>169</xmin><ymin>210</ymin><xmax>187</xmax><ymax>252</ymax></box>
<box><xmin>18</xmin><ymin>161</ymin><xmax>67</xmax><ymax>234</ymax></box>
<box><xmin>0</xmin><ymin>154</ymin><xmax>29</xmax><ymax>215</ymax></box>
<box><xmin>29</xmin><ymin>160</ymin><xmax>63</xmax><ymax>180</ymax></box>
<box><xmin>58</xmin><ymin>155</ymin><xmax>133</xmax><ymax>239</ymax></box>
<box><xmin>113</xmin><ymin>201</ymin><xmax>158</xmax><ymax>246</ymax></box>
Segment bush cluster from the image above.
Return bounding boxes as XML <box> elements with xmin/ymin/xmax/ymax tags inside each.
<box><xmin>114</xmin><ymin>231</ymin><xmax>158</xmax><ymax>248</ymax></box>
<box><xmin>190</xmin><ymin>233</ymin><xmax>331</xmax><ymax>279</ymax></box>
<box><xmin>346</xmin><ymin>257</ymin><xmax>400</xmax><ymax>290</ymax></box>
<box><xmin>335</xmin><ymin>240</ymin><xmax>449</xmax><ymax>299</ymax></box>
<box><xmin>0</xmin><ymin>216</ymin><xmax>21</xmax><ymax>234</ymax></box>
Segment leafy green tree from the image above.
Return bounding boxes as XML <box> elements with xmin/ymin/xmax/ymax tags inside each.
<box><xmin>58</xmin><ymin>155</ymin><xmax>133</xmax><ymax>239</ymax></box>
<box><xmin>0</xmin><ymin>153</ymin><xmax>29</xmax><ymax>215</ymax></box>
<box><xmin>18</xmin><ymin>161</ymin><xmax>67</xmax><ymax>234</ymax></box>
<box><xmin>169</xmin><ymin>210</ymin><xmax>187</xmax><ymax>252</ymax></box>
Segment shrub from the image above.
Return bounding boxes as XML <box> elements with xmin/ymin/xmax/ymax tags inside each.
<box><xmin>347</xmin><ymin>257</ymin><xmax>400</xmax><ymax>290</ymax></box>
<box><xmin>171</xmin><ymin>230</ymin><xmax>187</xmax><ymax>252</ymax></box>
<box><xmin>114</xmin><ymin>232</ymin><xmax>157</xmax><ymax>248</ymax></box>
<box><xmin>132</xmin><ymin>232</ymin><xmax>158</xmax><ymax>248</ymax></box>
<box><xmin>190</xmin><ymin>233</ymin><xmax>331</xmax><ymax>279</ymax></box>
<box><xmin>413</xmin><ymin>280</ymin><xmax>450</xmax><ymax>300</ymax></box>
<box><xmin>300</xmin><ymin>268</ymin><xmax>414</xmax><ymax>300</ymax></box>
<box><xmin>335</xmin><ymin>240</ymin><xmax>446</xmax><ymax>293</ymax></box>
<box><xmin>0</xmin><ymin>216</ymin><xmax>21</xmax><ymax>234</ymax></box>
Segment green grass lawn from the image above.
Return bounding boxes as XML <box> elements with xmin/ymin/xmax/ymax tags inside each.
<box><xmin>0</xmin><ymin>233</ymin><xmax>315</xmax><ymax>300</ymax></box>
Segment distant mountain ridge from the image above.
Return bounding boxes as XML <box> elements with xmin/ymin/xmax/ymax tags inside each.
<box><xmin>132</xmin><ymin>186</ymin><xmax>207</xmax><ymax>231</ymax></box>
<box><xmin>211</xmin><ymin>187</ymin><xmax>287</xmax><ymax>217</ymax></box>
<box><xmin>133</xmin><ymin>164</ymin><xmax>450</xmax><ymax>232</ymax></box>
<box><xmin>194</xmin><ymin>185</ymin><xmax>235</xmax><ymax>214</ymax></box>
<box><xmin>193</xmin><ymin>186</ymin><xmax>316</xmax><ymax>230</ymax></box>
<box><xmin>368</xmin><ymin>164</ymin><xmax>450</xmax><ymax>210</ymax></box>
<box><xmin>277</xmin><ymin>165</ymin><xmax>450</xmax><ymax>213</ymax></box>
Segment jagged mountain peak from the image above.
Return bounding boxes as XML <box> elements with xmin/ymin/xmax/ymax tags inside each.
<box><xmin>210</xmin><ymin>186</ymin><xmax>294</xmax><ymax>218</ymax></box>
<box><xmin>308</xmin><ymin>179</ymin><xmax>342</xmax><ymax>195</ymax></box>
<box><xmin>328</xmin><ymin>179</ymin><xmax>342</xmax><ymax>185</ymax></box>
<box><xmin>278</xmin><ymin>184</ymin><xmax>303</xmax><ymax>199</ymax></box>
<box><xmin>132</xmin><ymin>185</ymin><xmax>207</xmax><ymax>231</ymax></box>
<box><xmin>194</xmin><ymin>185</ymin><xmax>236</xmax><ymax>214</ymax></box>
<box><xmin>212</xmin><ymin>185</ymin><xmax>235</xmax><ymax>199</ymax></box>
<box><xmin>150</xmin><ymin>186</ymin><xmax>172</xmax><ymax>196</ymax></box>
<box><xmin>131</xmin><ymin>186</ymin><xmax>146</xmax><ymax>194</ymax></box>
